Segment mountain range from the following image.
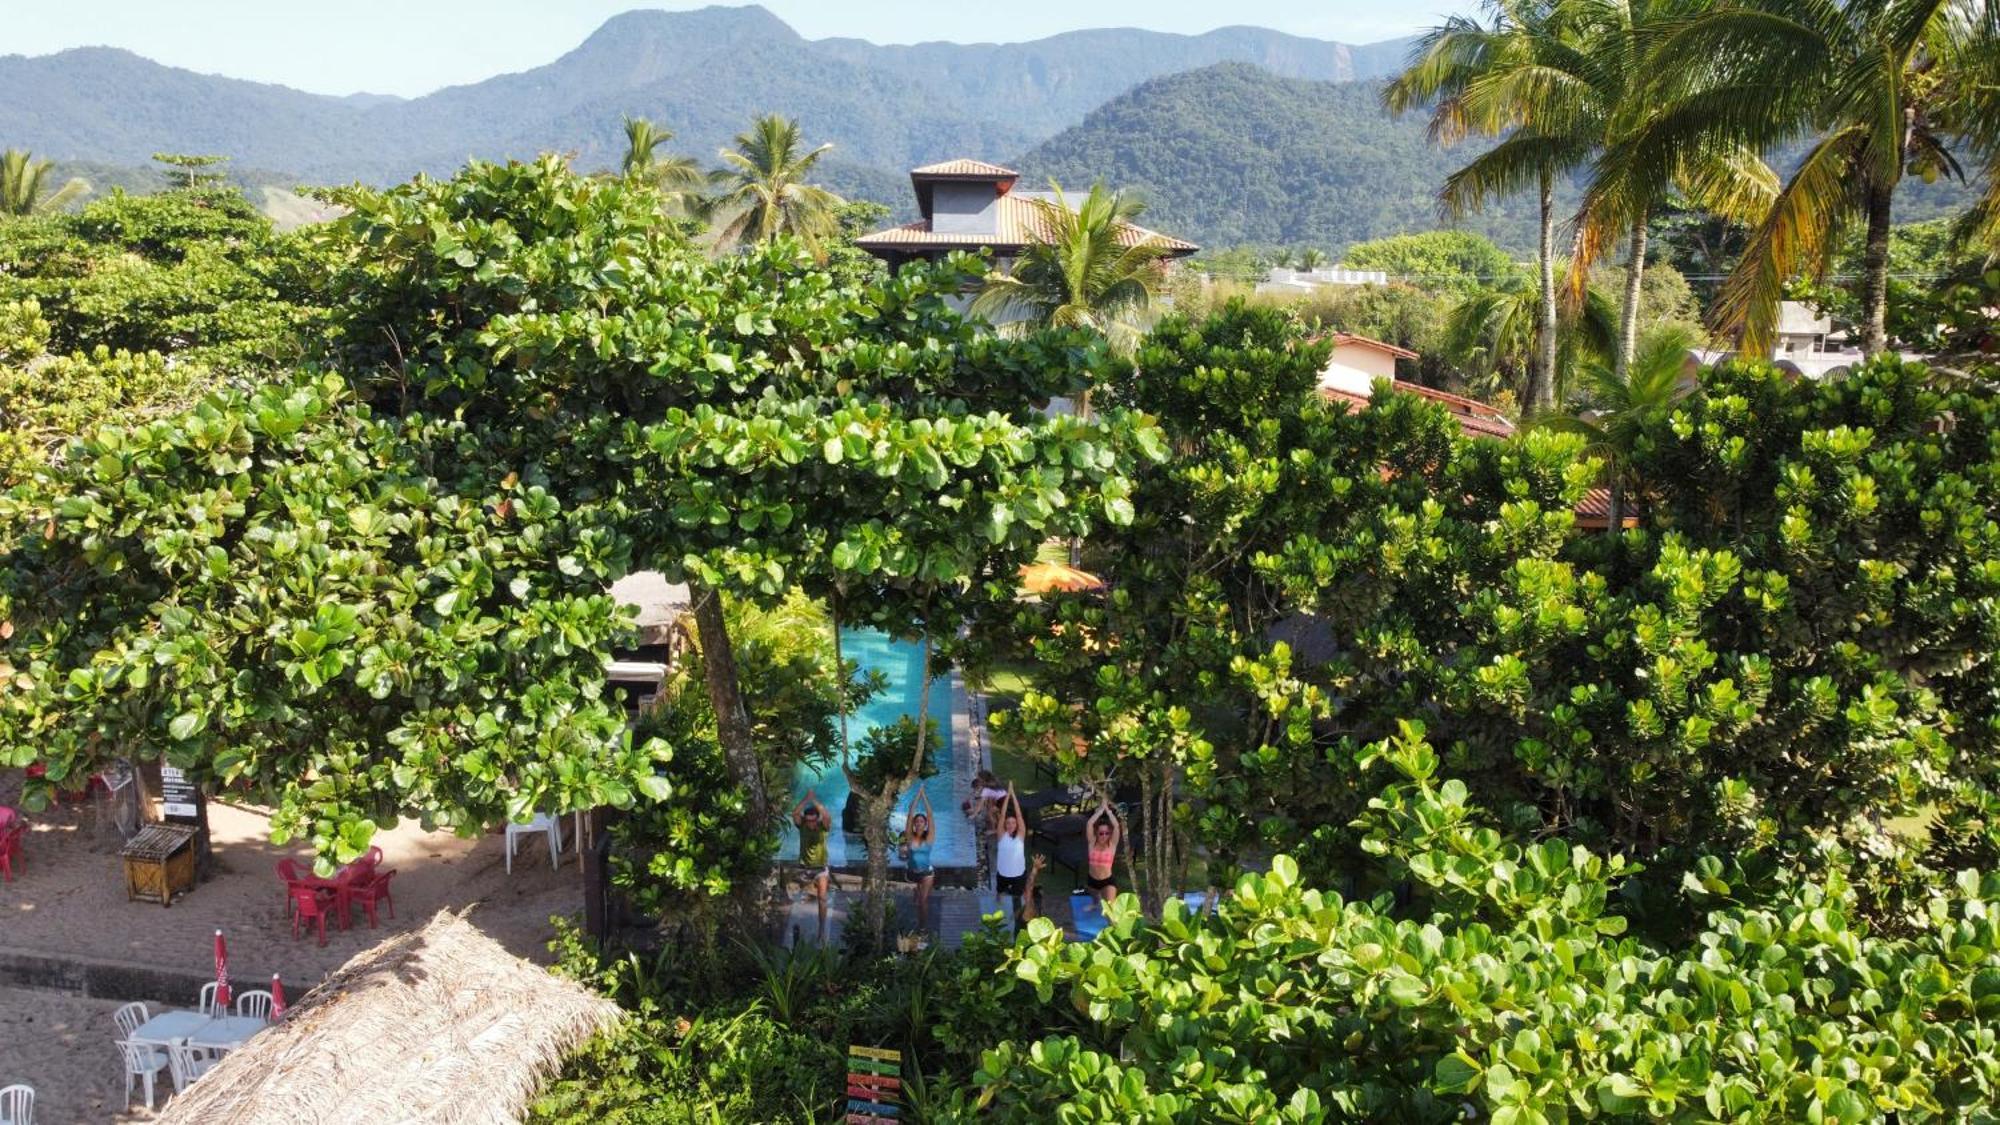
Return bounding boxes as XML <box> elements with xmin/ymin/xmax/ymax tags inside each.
<box><xmin>3</xmin><ymin>6</ymin><xmax>1412</xmax><ymax>189</ymax></box>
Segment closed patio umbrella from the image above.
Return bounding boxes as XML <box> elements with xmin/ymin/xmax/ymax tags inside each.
<box><xmin>213</xmin><ymin>929</ymin><xmax>231</xmax><ymax>1011</ymax></box>
<box><xmin>270</xmin><ymin>973</ymin><xmax>286</xmax><ymax>1020</ymax></box>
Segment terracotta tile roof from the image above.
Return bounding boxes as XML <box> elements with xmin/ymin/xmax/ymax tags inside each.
<box><xmin>1326</xmin><ymin>332</ymin><xmax>1420</xmax><ymax>361</ymax></box>
<box><xmin>1321</xmin><ymin>382</ymin><xmax>1517</xmax><ymax>439</ymax></box>
<box><xmin>1573</xmin><ymin>486</ymin><xmax>1639</xmax><ymax>530</ymax></box>
<box><xmin>911</xmin><ymin>159</ymin><xmax>1019</xmax><ymax>178</ymax></box>
<box><xmin>856</xmin><ymin>192</ymin><xmax>1199</xmax><ymax>255</ymax></box>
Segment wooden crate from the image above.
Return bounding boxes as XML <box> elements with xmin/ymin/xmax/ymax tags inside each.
<box><xmin>121</xmin><ymin>823</ymin><xmax>197</xmax><ymax>907</ymax></box>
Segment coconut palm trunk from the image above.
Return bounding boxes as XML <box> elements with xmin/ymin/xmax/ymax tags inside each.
<box><xmin>1536</xmin><ymin>167</ymin><xmax>1560</xmax><ymax>414</ymax></box>
<box><xmin>1859</xmin><ymin>179</ymin><xmax>1895</xmax><ymax>356</ymax></box>
<box><xmin>1616</xmin><ymin>215</ymin><xmax>1648</xmax><ymax>378</ymax></box>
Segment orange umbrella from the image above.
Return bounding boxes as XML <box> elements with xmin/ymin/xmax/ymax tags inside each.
<box><xmin>1018</xmin><ymin>561</ymin><xmax>1106</xmax><ymax>594</ymax></box>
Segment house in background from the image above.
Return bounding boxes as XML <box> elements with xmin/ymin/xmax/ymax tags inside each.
<box><xmin>855</xmin><ymin>159</ymin><xmax>1199</xmax><ymax>272</ymax></box>
<box><xmin>1687</xmin><ymin>300</ymin><xmax>1928</xmax><ymax>382</ymax></box>
<box><xmin>1255</xmin><ymin>266</ymin><xmax>1389</xmax><ymax>296</ymax></box>
<box><xmin>1315</xmin><ymin>333</ymin><xmax>1517</xmax><ymax>441</ymax></box>
<box><xmin>1775</xmin><ymin>300</ymin><xmax>1833</xmax><ymax>356</ymax></box>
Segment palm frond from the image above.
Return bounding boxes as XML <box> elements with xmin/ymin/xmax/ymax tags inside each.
<box><xmin>1714</xmin><ymin>125</ymin><xmax>1869</xmax><ymax>352</ymax></box>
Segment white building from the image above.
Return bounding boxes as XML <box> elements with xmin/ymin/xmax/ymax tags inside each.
<box><xmin>1255</xmin><ymin>266</ymin><xmax>1389</xmax><ymax>296</ymax></box>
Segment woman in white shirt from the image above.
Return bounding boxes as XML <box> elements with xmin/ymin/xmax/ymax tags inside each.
<box><xmin>992</xmin><ymin>782</ymin><xmax>1030</xmax><ymax>926</ymax></box>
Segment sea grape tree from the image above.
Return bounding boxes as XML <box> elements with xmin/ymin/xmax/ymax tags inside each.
<box><xmin>0</xmin><ymin>373</ymin><xmax>661</xmax><ymax>863</ymax></box>
<box><xmin>1</xmin><ymin>156</ymin><xmax>1154</xmax><ymax>872</ymax></box>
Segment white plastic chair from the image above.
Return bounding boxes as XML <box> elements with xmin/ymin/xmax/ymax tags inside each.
<box><xmin>197</xmin><ymin>981</ymin><xmax>223</xmax><ymax>1017</ymax></box>
<box><xmin>117</xmin><ymin>1038</ymin><xmax>169</xmax><ymax>1111</ymax></box>
<box><xmin>235</xmin><ymin>988</ymin><xmax>275</xmax><ymax>1023</ymax></box>
<box><xmin>0</xmin><ymin>1084</ymin><xmax>32</xmax><ymax>1125</ymax></box>
<box><xmin>166</xmin><ymin>1041</ymin><xmax>220</xmax><ymax>1093</ymax></box>
<box><xmin>111</xmin><ymin>1000</ymin><xmax>149</xmax><ymax>1040</ymax></box>
<box><xmin>504</xmin><ymin>813</ymin><xmax>561</xmax><ymax>873</ymax></box>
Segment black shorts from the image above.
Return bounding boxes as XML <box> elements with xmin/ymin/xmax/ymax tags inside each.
<box><xmin>1087</xmin><ymin>873</ymin><xmax>1117</xmax><ymax>891</ymax></box>
<box><xmin>996</xmin><ymin>872</ymin><xmax>1027</xmax><ymax>896</ymax></box>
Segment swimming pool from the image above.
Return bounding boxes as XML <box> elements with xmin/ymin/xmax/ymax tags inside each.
<box><xmin>778</xmin><ymin>628</ymin><xmax>974</xmax><ymax>871</ymax></box>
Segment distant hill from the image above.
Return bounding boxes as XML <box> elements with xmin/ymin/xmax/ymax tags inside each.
<box><xmin>0</xmin><ymin>5</ymin><xmax>1416</xmax><ymax>197</ymax></box>
<box><xmin>1015</xmin><ymin>63</ymin><xmax>1556</xmax><ymax>254</ymax></box>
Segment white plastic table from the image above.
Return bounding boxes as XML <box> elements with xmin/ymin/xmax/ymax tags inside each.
<box><xmin>129</xmin><ymin>1009</ymin><xmax>210</xmax><ymax>1048</ymax></box>
<box><xmin>188</xmin><ymin>1015</ymin><xmax>268</xmax><ymax>1051</ymax></box>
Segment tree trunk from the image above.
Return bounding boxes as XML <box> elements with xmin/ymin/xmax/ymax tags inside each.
<box><xmin>1130</xmin><ymin>758</ymin><xmax>1180</xmax><ymax>922</ymax></box>
<box><xmin>1859</xmin><ymin>179</ymin><xmax>1894</xmax><ymax>356</ymax></box>
<box><xmin>1617</xmin><ymin>214</ymin><xmax>1648</xmax><ymax>379</ymax></box>
<box><xmin>1534</xmin><ymin>166</ymin><xmax>1559</xmax><ymax>416</ymax></box>
<box><xmin>1607</xmin><ymin>472</ymin><xmax>1624</xmax><ymax>536</ymax></box>
<box><xmin>863</xmin><ymin>790</ymin><xmax>893</xmax><ymax>949</ymax></box>
<box><xmin>847</xmin><ymin>627</ymin><xmax>935</xmax><ymax>953</ymax></box>
<box><xmin>689</xmin><ymin>580</ymin><xmax>766</xmax><ymax>828</ymax></box>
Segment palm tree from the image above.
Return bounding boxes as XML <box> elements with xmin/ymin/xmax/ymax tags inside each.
<box><xmin>1386</xmin><ymin>0</ymin><xmax>1592</xmax><ymax>417</ymax></box>
<box><xmin>619</xmin><ymin>116</ymin><xmax>709</xmax><ymax>212</ymax></box>
<box><xmin>1444</xmin><ymin>266</ymin><xmax>1619</xmax><ymax>405</ymax></box>
<box><xmin>969</xmin><ymin>181</ymin><xmax>1175</xmax><ymax>353</ymax></box>
<box><xmin>1296</xmin><ymin>246</ymin><xmax>1330</xmax><ymax>270</ymax></box>
<box><xmin>1</xmin><ymin>150</ymin><xmax>89</xmax><ymax>216</ymax></box>
<box><xmin>708</xmin><ymin>114</ymin><xmax>843</xmax><ymax>256</ymax></box>
<box><xmin>1537</xmin><ymin>324</ymin><xmax>1699</xmax><ymax>531</ymax></box>
<box><xmin>1948</xmin><ymin>5</ymin><xmax>2000</xmax><ymax>249</ymax></box>
<box><xmin>1613</xmin><ymin>0</ymin><xmax>1975</xmax><ymax>355</ymax></box>
<box><xmin>1559</xmin><ymin>0</ymin><xmax>1776</xmax><ymax>379</ymax></box>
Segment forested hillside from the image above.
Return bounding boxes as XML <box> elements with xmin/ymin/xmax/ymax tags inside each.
<box><xmin>1017</xmin><ymin>63</ymin><xmax>1558</xmax><ymax>252</ymax></box>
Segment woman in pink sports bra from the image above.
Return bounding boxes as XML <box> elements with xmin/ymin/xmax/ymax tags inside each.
<box><xmin>1085</xmin><ymin>798</ymin><xmax>1122</xmax><ymax>903</ymax></box>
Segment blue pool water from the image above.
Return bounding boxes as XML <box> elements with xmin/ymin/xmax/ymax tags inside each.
<box><xmin>778</xmin><ymin>628</ymin><xmax>973</xmax><ymax>870</ymax></box>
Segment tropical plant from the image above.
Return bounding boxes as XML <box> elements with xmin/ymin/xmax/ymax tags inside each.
<box><xmin>1294</xmin><ymin>246</ymin><xmax>1329</xmax><ymax>270</ymax></box>
<box><xmin>619</xmin><ymin>116</ymin><xmax>709</xmax><ymax>212</ymax></box>
<box><xmin>707</xmin><ymin>114</ymin><xmax>843</xmax><ymax>256</ymax></box>
<box><xmin>1534</xmin><ymin>323</ymin><xmax>1698</xmax><ymax>528</ymax></box>
<box><xmin>0</xmin><ymin>149</ymin><xmax>88</xmax><ymax>216</ymax></box>
<box><xmin>970</xmin><ymin>181</ymin><xmax>1175</xmax><ymax>353</ymax></box>
<box><xmin>1616</xmin><ymin>0</ymin><xmax>1979</xmax><ymax>354</ymax></box>
<box><xmin>1442</xmin><ymin>265</ymin><xmax>1618</xmax><ymax>403</ymax></box>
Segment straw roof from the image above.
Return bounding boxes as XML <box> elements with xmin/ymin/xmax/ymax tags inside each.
<box><xmin>159</xmin><ymin>911</ymin><xmax>621</xmax><ymax>1125</ymax></box>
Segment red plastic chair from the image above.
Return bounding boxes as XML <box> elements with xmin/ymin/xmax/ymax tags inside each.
<box><xmin>344</xmin><ymin>866</ymin><xmax>397</xmax><ymax>928</ymax></box>
<box><xmin>0</xmin><ymin>820</ymin><xmax>23</xmax><ymax>883</ymax></box>
<box><xmin>288</xmin><ymin>881</ymin><xmax>336</xmax><ymax>946</ymax></box>
<box><xmin>278</xmin><ymin>858</ymin><xmax>349</xmax><ymax>924</ymax></box>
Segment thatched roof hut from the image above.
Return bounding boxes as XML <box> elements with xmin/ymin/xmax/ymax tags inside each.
<box><xmin>159</xmin><ymin>911</ymin><xmax>620</xmax><ymax>1125</ymax></box>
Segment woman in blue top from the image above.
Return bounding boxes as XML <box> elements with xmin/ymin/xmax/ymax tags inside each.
<box><xmin>900</xmin><ymin>784</ymin><xmax>937</xmax><ymax>932</ymax></box>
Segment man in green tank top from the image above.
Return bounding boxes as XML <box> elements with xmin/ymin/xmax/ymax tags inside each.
<box><xmin>792</xmin><ymin>790</ymin><xmax>832</xmax><ymax>941</ymax></box>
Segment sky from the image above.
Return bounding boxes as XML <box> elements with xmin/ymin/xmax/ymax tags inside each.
<box><xmin>5</xmin><ymin>1</ymin><xmax>1463</xmax><ymax>99</ymax></box>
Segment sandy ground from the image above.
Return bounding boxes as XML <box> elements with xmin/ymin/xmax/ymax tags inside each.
<box><xmin>0</xmin><ymin>770</ymin><xmax>586</xmax><ymax>1123</ymax></box>
<box><xmin>0</xmin><ymin>988</ymin><xmax>149</xmax><ymax>1123</ymax></box>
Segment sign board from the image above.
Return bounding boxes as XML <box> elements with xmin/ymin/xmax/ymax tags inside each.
<box><xmin>160</xmin><ymin>765</ymin><xmax>200</xmax><ymax>820</ymax></box>
<box><xmin>158</xmin><ymin>761</ymin><xmax>214</xmax><ymax>880</ymax></box>
<box><xmin>846</xmin><ymin>1045</ymin><xmax>903</xmax><ymax>1123</ymax></box>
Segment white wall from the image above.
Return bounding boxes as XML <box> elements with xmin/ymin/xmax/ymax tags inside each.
<box><xmin>1320</xmin><ymin>344</ymin><xmax>1398</xmax><ymax>394</ymax></box>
